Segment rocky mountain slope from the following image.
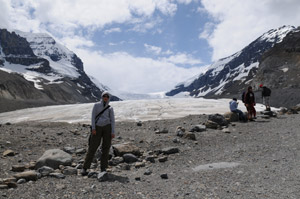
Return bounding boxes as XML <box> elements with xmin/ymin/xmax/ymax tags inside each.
<box><xmin>0</xmin><ymin>29</ymin><xmax>119</xmax><ymax>112</ymax></box>
<box><xmin>166</xmin><ymin>26</ymin><xmax>299</xmax><ymax>107</ymax></box>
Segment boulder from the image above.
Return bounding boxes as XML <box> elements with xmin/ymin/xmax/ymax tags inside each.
<box><xmin>112</xmin><ymin>143</ymin><xmax>141</xmax><ymax>157</ymax></box>
<box><xmin>13</xmin><ymin>171</ymin><xmax>39</xmax><ymax>181</ymax></box>
<box><xmin>208</xmin><ymin>114</ymin><xmax>229</xmax><ymax>126</ymax></box>
<box><xmin>224</xmin><ymin>112</ymin><xmax>239</xmax><ymax>122</ymax></box>
<box><xmin>35</xmin><ymin>149</ymin><xmax>73</xmax><ymax>169</ymax></box>
<box><xmin>189</xmin><ymin>125</ymin><xmax>206</xmax><ymax>132</ymax></box>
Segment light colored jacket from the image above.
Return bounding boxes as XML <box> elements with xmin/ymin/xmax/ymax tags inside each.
<box><xmin>229</xmin><ymin>100</ymin><xmax>238</xmax><ymax>112</ymax></box>
<box><xmin>91</xmin><ymin>91</ymin><xmax>115</xmax><ymax>135</ymax></box>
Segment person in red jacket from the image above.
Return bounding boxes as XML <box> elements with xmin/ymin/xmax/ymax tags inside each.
<box><xmin>244</xmin><ymin>86</ymin><xmax>256</xmax><ymax>121</ymax></box>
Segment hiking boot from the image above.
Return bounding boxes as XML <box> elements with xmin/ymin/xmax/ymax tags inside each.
<box><xmin>81</xmin><ymin>169</ymin><xmax>88</xmax><ymax>176</ymax></box>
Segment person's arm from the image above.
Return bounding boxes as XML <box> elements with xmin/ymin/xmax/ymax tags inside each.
<box><xmin>110</xmin><ymin>108</ymin><xmax>115</xmax><ymax>138</ymax></box>
<box><xmin>91</xmin><ymin>104</ymin><xmax>97</xmax><ymax>130</ymax></box>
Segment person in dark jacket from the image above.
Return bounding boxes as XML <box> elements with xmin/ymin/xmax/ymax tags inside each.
<box><xmin>81</xmin><ymin>91</ymin><xmax>115</xmax><ymax>175</ymax></box>
<box><xmin>259</xmin><ymin>84</ymin><xmax>271</xmax><ymax>111</ymax></box>
<box><xmin>244</xmin><ymin>86</ymin><xmax>256</xmax><ymax>121</ymax></box>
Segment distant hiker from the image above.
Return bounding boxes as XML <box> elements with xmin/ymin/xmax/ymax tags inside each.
<box><xmin>81</xmin><ymin>91</ymin><xmax>115</xmax><ymax>175</ymax></box>
<box><xmin>244</xmin><ymin>86</ymin><xmax>256</xmax><ymax>121</ymax></box>
<box><xmin>229</xmin><ymin>98</ymin><xmax>246</xmax><ymax>121</ymax></box>
<box><xmin>259</xmin><ymin>84</ymin><xmax>271</xmax><ymax>111</ymax></box>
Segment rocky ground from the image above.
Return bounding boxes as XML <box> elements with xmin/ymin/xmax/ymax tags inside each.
<box><xmin>1</xmin><ymin>109</ymin><xmax>300</xmax><ymax>199</ymax></box>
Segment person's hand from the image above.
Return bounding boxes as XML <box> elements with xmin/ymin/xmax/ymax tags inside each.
<box><xmin>111</xmin><ymin>134</ymin><xmax>115</xmax><ymax>139</ymax></box>
<box><xmin>92</xmin><ymin>129</ymin><xmax>96</xmax><ymax>135</ymax></box>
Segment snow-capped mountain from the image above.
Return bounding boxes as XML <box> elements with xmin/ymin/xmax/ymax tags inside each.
<box><xmin>0</xmin><ymin>29</ymin><xmax>119</xmax><ymax>112</ymax></box>
<box><xmin>166</xmin><ymin>26</ymin><xmax>296</xmax><ymax>102</ymax></box>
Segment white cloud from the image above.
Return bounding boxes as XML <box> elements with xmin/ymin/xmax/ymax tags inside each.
<box><xmin>162</xmin><ymin>53</ymin><xmax>202</xmax><ymax>65</ymax></box>
<box><xmin>0</xmin><ymin>0</ymin><xmax>10</xmax><ymax>28</ymax></box>
<box><xmin>201</xmin><ymin>0</ymin><xmax>300</xmax><ymax>60</ymax></box>
<box><xmin>75</xmin><ymin>49</ymin><xmax>204</xmax><ymax>93</ymax></box>
<box><xmin>61</xmin><ymin>36</ymin><xmax>94</xmax><ymax>50</ymax></box>
<box><xmin>144</xmin><ymin>44</ymin><xmax>162</xmax><ymax>55</ymax></box>
<box><xmin>177</xmin><ymin>0</ymin><xmax>193</xmax><ymax>5</ymax></box>
<box><xmin>104</xmin><ymin>27</ymin><xmax>121</xmax><ymax>35</ymax></box>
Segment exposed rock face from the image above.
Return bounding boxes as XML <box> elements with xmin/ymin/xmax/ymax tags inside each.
<box><xmin>167</xmin><ymin>26</ymin><xmax>300</xmax><ymax>107</ymax></box>
<box><xmin>0</xmin><ymin>29</ymin><xmax>120</xmax><ymax>113</ymax></box>
<box><xmin>253</xmin><ymin>28</ymin><xmax>300</xmax><ymax>107</ymax></box>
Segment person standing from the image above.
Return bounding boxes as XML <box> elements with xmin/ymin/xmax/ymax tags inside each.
<box><xmin>229</xmin><ymin>98</ymin><xmax>246</xmax><ymax>121</ymax></box>
<box><xmin>244</xmin><ymin>86</ymin><xmax>256</xmax><ymax>121</ymax></box>
<box><xmin>259</xmin><ymin>84</ymin><xmax>271</xmax><ymax>111</ymax></box>
<box><xmin>81</xmin><ymin>91</ymin><xmax>115</xmax><ymax>175</ymax></box>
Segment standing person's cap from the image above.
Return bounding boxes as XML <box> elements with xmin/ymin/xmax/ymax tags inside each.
<box><xmin>259</xmin><ymin>84</ymin><xmax>263</xmax><ymax>88</ymax></box>
<box><xmin>233</xmin><ymin>98</ymin><xmax>237</xmax><ymax>101</ymax></box>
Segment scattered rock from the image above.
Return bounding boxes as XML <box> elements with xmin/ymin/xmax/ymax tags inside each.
<box><xmin>113</xmin><ymin>143</ymin><xmax>141</xmax><ymax>157</ymax></box>
<box><xmin>75</xmin><ymin>148</ymin><xmax>86</xmax><ymax>155</ymax></box>
<box><xmin>56</xmin><ymin>132</ymin><xmax>63</xmax><ymax>136</ymax></box>
<box><xmin>6</xmin><ymin>182</ymin><xmax>17</xmax><ymax>188</ymax></box>
<box><xmin>123</xmin><ymin>153</ymin><xmax>138</xmax><ymax>163</ymax></box>
<box><xmin>109</xmin><ymin>156</ymin><xmax>124</xmax><ymax>166</ymax></box>
<box><xmin>3</xmin><ymin>149</ymin><xmax>15</xmax><ymax>157</ymax></box>
<box><xmin>175</xmin><ymin>126</ymin><xmax>185</xmax><ymax>137</ymax></box>
<box><xmin>75</xmin><ymin>163</ymin><xmax>83</xmax><ymax>169</ymax></box>
<box><xmin>3</xmin><ymin>178</ymin><xmax>16</xmax><ymax>183</ymax></box>
<box><xmin>183</xmin><ymin>132</ymin><xmax>196</xmax><ymax>140</ymax></box>
<box><xmin>17</xmin><ymin>179</ymin><xmax>26</xmax><ymax>184</ymax></box>
<box><xmin>135</xmin><ymin>162</ymin><xmax>145</xmax><ymax>168</ymax></box>
<box><xmin>63</xmin><ymin>147</ymin><xmax>76</xmax><ymax>154</ymax></box>
<box><xmin>62</xmin><ymin>166</ymin><xmax>77</xmax><ymax>175</ymax></box>
<box><xmin>224</xmin><ymin>112</ymin><xmax>239</xmax><ymax>122</ymax></box>
<box><xmin>145</xmin><ymin>156</ymin><xmax>155</xmax><ymax>163</ymax></box>
<box><xmin>158</xmin><ymin>156</ymin><xmax>168</xmax><ymax>163</ymax></box>
<box><xmin>25</xmin><ymin>161</ymin><xmax>36</xmax><ymax>170</ymax></box>
<box><xmin>189</xmin><ymin>125</ymin><xmax>206</xmax><ymax>132</ymax></box>
<box><xmin>155</xmin><ymin>128</ymin><xmax>169</xmax><ymax>134</ymax></box>
<box><xmin>121</xmin><ymin>164</ymin><xmax>131</xmax><ymax>170</ymax></box>
<box><xmin>13</xmin><ymin>171</ymin><xmax>38</xmax><ymax>181</ymax></box>
<box><xmin>173</xmin><ymin>137</ymin><xmax>180</xmax><ymax>143</ymax></box>
<box><xmin>135</xmin><ymin>177</ymin><xmax>141</xmax><ymax>181</ymax></box>
<box><xmin>97</xmin><ymin>172</ymin><xmax>129</xmax><ymax>183</ymax></box>
<box><xmin>0</xmin><ymin>185</ymin><xmax>9</xmax><ymax>189</ymax></box>
<box><xmin>222</xmin><ymin>128</ymin><xmax>231</xmax><ymax>134</ymax></box>
<box><xmin>137</xmin><ymin>121</ymin><xmax>142</xmax><ymax>126</ymax></box>
<box><xmin>35</xmin><ymin>149</ymin><xmax>73</xmax><ymax>169</ymax></box>
<box><xmin>160</xmin><ymin>173</ymin><xmax>168</xmax><ymax>179</ymax></box>
<box><xmin>49</xmin><ymin>173</ymin><xmax>65</xmax><ymax>179</ymax></box>
<box><xmin>205</xmin><ymin>120</ymin><xmax>219</xmax><ymax>129</ymax></box>
<box><xmin>88</xmin><ymin>171</ymin><xmax>99</xmax><ymax>178</ymax></box>
<box><xmin>11</xmin><ymin>165</ymin><xmax>26</xmax><ymax>172</ymax></box>
<box><xmin>5</xmin><ymin>122</ymin><xmax>11</xmax><ymax>125</ymax></box>
<box><xmin>37</xmin><ymin>166</ymin><xmax>54</xmax><ymax>177</ymax></box>
<box><xmin>161</xmin><ymin>147</ymin><xmax>179</xmax><ymax>155</ymax></box>
<box><xmin>208</xmin><ymin>114</ymin><xmax>229</xmax><ymax>126</ymax></box>
<box><xmin>144</xmin><ymin>169</ymin><xmax>152</xmax><ymax>175</ymax></box>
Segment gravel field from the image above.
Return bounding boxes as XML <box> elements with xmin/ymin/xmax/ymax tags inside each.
<box><xmin>1</xmin><ymin>112</ymin><xmax>300</xmax><ymax>199</ymax></box>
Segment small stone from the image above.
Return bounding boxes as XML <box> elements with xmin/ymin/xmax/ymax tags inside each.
<box><xmin>63</xmin><ymin>147</ymin><xmax>76</xmax><ymax>154</ymax></box>
<box><xmin>56</xmin><ymin>132</ymin><xmax>63</xmax><ymax>136</ymax></box>
<box><xmin>160</xmin><ymin>174</ymin><xmax>168</xmax><ymax>179</ymax></box>
<box><xmin>3</xmin><ymin>149</ymin><xmax>15</xmax><ymax>157</ymax></box>
<box><xmin>0</xmin><ymin>185</ymin><xmax>9</xmax><ymax>189</ymax></box>
<box><xmin>5</xmin><ymin>122</ymin><xmax>11</xmax><ymax>125</ymax></box>
<box><xmin>135</xmin><ymin>177</ymin><xmax>141</xmax><ymax>181</ymax></box>
<box><xmin>75</xmin><ymin>163</ymin><xmax>83</xmax><ymax>169</ymax></box>
<box><xmin>11</xmin><ymin>165</ymin><xmax>26</xmax><ymax>172</ymax></box>
<box><xmin>175</xmin><ymin>126</ymin><xmax>185</xmax><ymax>137</ymax></box>
<box><xmin>13</xmin><ymin>171</ymin><xmax>38</xmax><ymax>181</ymax></box>
<box><xmin>173</xmin><ymin>138</ymin><xmax>180</xmax><ymax>143</ymax></box>
<box><xmin>189</xmin><ymin>125</ymin><xmax>206</xmax><ymax>132</ymax></box>
<box><xmin>183</xmin><ymin>132</ymin><xmax>196</xmax><ymax>140</ymax></box>
<box><xmin>155</xmin><ymin>128</ymin><xmax>169</xmax><ymax>134</ymax></box>
<box><xmin>75</xmin><ymin>148</ymin><xmax>86</xmax><ymax>155</ymax></box>
<box><xmin>25</xmin><ymin>161</ymin><xmax>36</xmax><ymax>170</ymax></box>
<box><xmin>145</xmin><ymin>156</ymin><xmax>155</xmax><ymax>163</ymax></box>
<box><xmin>49</xmin><ymin>173</ymin><xmax>65</xmax><ymax>179</ymax></box>
<box><xmin>123</xmin><ymin>153</ymin><xmax>138</xmax><ymax>163</ymax></box>
<box><xmin>161</xmin><ymin>147</ymin><xmax>179</xmax><ymax>155</ymax></box>
<box><xmin>137</xmin><ymin>121</ymin><xmax>142</xmax><ymax>126</ymax></box>
<box><xmin>62</xmin><ymin>166</ymin><xmax>77</xmax><ymax>175</ymax></box>
<box><xmin>222</xmin><ymin>128</ymin><xmax>231</xmax><ymax>134</ymax></box>
<box><xmin>144</xmin><ymin>169</ymin><xmax>152</xmax><ymax>175</ymax></box>
<box><xmin>37</xmin><ymin>166</ymin><xmax>54</xmax><ymax>176</ymax></box>
<box><xmin>88</xmin><ymin>171</ymin><xmax>99</xmax><ymax>178</ymax></box>
<box><xmin>3</xmin><ymin>178</ymin><xmax>16</xmax><ymax>183</ymax></box>
<box><xmin>135</xmin><ymin>162</ymin><xmax>145</xmax><ymax>168</ymax></box>
<box><xmin>6</xmin><ymin>182</ymin><xmax>17</xmax><ymax>188</ymax></box>
<box><xmin>121</xmin><ymin>164</ymin><xmax>131</xmax><ymax>170</ymax></box>
<box><xmin>17</xmin><ymin>179</ymin><xmax>26</xmax><ymax>184</ymax></box>
<box><xmin>56</xmin><ymin>184</ymin><xmax>66</xmax><ymax>190</ymax></box>
<box><xmin>158</xmin><ymin>156</ymin><xmax>168</xmax><ymax>163</ymax></box>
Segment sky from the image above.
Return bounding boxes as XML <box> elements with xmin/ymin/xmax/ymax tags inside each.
<box><xmin>1</xmin><ymin>0</ymin><xmax>300</xmax><ymax>94</ymax></box>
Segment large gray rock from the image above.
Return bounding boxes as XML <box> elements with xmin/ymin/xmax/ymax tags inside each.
<box><xmin>112</xmin><ymin>143</ymin><xmax>141</xmax><ymax>157</ymax></box>
<box><xmin>208</xmin><ymin>114</ymin><xmax>229</xmax><ymax>126</ymax></box>
<box><xmin>35</xmin><ymin>149</ymin><xmax>73</xmax><ymax>169</ymax></box>
<box><xmin>224</xmin><ymin>112</ymin><xmax>239</xmax><ymax>122</ymax></box>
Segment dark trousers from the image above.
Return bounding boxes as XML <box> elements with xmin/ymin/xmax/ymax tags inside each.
<box><xmin>246</xmin><ymin>103</ymin><xmax>256</xmax><ymax>118</ymax></box>
<box><xmin>232</xmin><ymin>109</ymin><xmax>246</xmax><ymax>121</ymax></box>
<box><xmin>83</xmin><ymin>124</ymin><xmax>111</xmax><ymax>171</ymax></box>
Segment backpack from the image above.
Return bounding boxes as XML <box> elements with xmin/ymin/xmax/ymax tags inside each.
<box><xmin>263</xmin><ymin>87</ymin><xmax>271</xmax><ymax>96</ymax></box>
<box><xmin>241</xmin><ymin>91</ymin><xmax>246</xmax><ymax>103</ymax></box>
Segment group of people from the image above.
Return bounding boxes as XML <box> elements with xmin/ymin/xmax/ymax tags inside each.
<box><xmin>229</xmin><ymin>84</ymin><xmax>272</xmax><ymax>122</ymax></box>
<box><xmin>80</xmin><ymin>85</ymin><xmax>272</xmax><ymax>175</ymax></box>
